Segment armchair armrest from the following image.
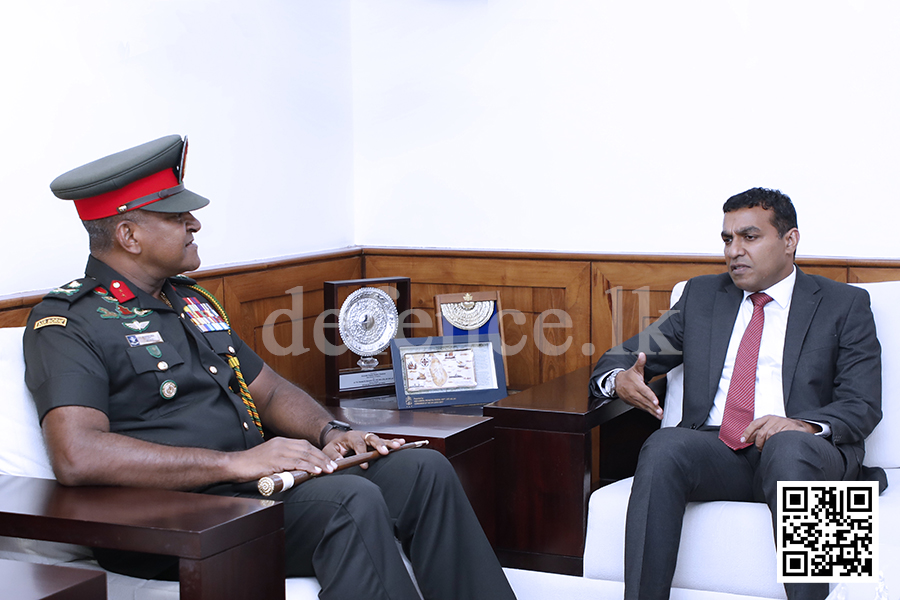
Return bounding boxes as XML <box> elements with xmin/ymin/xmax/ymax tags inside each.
<box><xmin>0</xmin><ymin>474</ymin><xmax>285</xmax><ymax>600</ymax></box>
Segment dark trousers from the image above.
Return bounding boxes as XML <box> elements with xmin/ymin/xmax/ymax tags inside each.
<box><xmin>625</xmin><ymin>427</ymin><xmax>851</xmax><ymax>600</ymax></box>
<box><xmin>96</xmin><ymin>449</ymin><xmax>515</xmax><ymax>600</ymax></box>
<box><xmin>269</xmin><ymin>447</ymin><xmax>514</xmax><ymax>600</ymax></box>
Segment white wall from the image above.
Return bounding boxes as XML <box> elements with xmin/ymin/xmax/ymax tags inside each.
<box><xmin>3</xmin><ymin>1</ymin><xmax>899</xmax><ymax>298</ymax></box>
<box><xmin>1</xmin><ymin>1</ymin><xmax>354</xmax><ymax>296</ymax></box>
<box><xmin>352</xmin><ymin>0</ymin><xmax>900</xmax><ymax>260</ymax></box>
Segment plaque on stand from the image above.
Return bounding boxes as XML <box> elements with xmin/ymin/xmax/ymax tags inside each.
<box><xmin>324</xmin><ymin>277</ymin><xmax>411</xmax><ymax>405</ymax></box>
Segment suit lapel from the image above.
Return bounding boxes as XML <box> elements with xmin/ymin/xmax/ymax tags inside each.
<box><xmin>782</xmin><ymin>268</ymin><xmax>821</xmax><ymax>404</ymax></box>
<box><xmin>708</xmin><ymin>280</ymin><xmax>743</xmax><ymax>403</ymax></box>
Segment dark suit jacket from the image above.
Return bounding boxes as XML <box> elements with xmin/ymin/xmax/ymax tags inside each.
<box><xmin>591</xmin><ymin>267</ymin><xmax>883</xmax><ymax>478</ymax></box>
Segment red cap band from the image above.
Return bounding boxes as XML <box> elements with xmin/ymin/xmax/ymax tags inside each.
<box><xmin>74</xmin><ymin>169</ymin><xmax>179</xmax><ymax>221</ymax></box>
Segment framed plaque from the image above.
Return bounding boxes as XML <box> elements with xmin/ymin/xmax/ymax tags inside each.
<box><xmin>434</xmin><ymin>290</ymin><xmax>509</xmax><ymax>386</ymax></box>
<box><xmin>390</xmin><ymin>334</ymin><xmax>507</xmax><ymax>410</ymax></box>
<box><xmin>324</xmin><ymin>277</ymin><xmax>411</xmax><ymax>405</ymax></box>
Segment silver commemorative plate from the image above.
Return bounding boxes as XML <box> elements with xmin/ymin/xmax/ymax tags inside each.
<box><xmin>338</xmin><ymin>287</ymin><xmax>399</xmax><ymax>358</ymax></box>
<box><xmin>442</xmin><ymin>297</ymin><xmax>494</xmax><ymax>330</ymax></box>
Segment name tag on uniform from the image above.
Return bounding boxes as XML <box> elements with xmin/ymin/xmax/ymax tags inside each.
<box><xmin>126</xmin><ymin>332</ymin><xmax>164</xmax><ymax>347</ymax></box>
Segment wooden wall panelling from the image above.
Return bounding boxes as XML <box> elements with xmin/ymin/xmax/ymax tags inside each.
<box><xmin>847</xmin><ymin>268</ymin><xmax>900</xmax><ymax>283</ymax></box>
<box><xmin>364</xmin><ymin>254</ymin><xmax>593</xmax><ymax>390</ymax></box>
<box><xmin>220</xmin><ymin>256</ymin><xmax>362</xmax><ymax>399</ymax></box>
<box><xmin>794</xmin><ymin>264</ymin><xmax>848</xmax><ymax>281</ymax></box>
<box><xmin>0</xmin><ymin>302</ymin><xmax>40</xmax><ymax>328</ymax></box>
<box><xmin>590</xmin><ymin>260</ymin><xmax>727</xmax><ymax>357</ymax></box>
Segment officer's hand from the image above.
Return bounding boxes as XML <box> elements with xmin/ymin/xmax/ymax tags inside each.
<box><xmin>230</xmin><ymin>437</ymin><xmax>338</xmax><ymax>482</ymax></box>
<box><xmin>742</xmin><ymin>416</ymin><xmax>819</xmax><ymax>451</ymax></box>
<box><xmin>324</xmin><ymin>431</ymin><xmax>405</xmax><ymax>469</ymax></box>
<box><xmin>614</xmin><ymin>353</ymin><xmax>663</xmax><ymax>420</ymax></box>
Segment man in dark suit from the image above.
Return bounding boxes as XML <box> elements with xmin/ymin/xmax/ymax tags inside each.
<box><xmin>590</xmin><ymin>188</ymin><xmax>882</xmax><ymax>600</ymax></box>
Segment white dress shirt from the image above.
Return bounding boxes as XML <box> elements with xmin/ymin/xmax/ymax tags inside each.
<box><xmin>705</xmin><ymin>267</ymin><xmax>796</xmax><ymax>427</ymax></box>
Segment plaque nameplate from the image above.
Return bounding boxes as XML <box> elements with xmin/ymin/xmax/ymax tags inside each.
<box><xmin>340</xmin><ymin>369</ymin><xmax>396</xmax><ymax>391</ymax></box>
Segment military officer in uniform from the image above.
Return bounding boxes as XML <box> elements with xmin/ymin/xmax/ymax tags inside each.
<box><xmin>24</xmin><ymin>135</ymin><xmax>516</xmax><ymax>600</ymax></box>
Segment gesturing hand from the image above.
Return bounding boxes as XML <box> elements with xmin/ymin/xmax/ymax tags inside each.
<box><xmin>614</xmin><ymin>353</ymin><xmax>663</xmax><ymax>420</ymax></box>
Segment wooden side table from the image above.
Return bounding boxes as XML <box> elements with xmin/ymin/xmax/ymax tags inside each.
<box><xmin>331</xmin><ymin>406</ymin><xmax>496</xmax><ymax>544</ymax></box>
<box><xmin>0</xmin><ymin>559</ymin><xmax>106</xmax><ymax>599</ymax></box>
<box><xmin>0</xmin><ymin>476</ymin><xmax>285</xmax><ymax>600</ymax></box>
<box><xmin>484</xmin><ymin>365</ymin><xmax>646</xmax><ymax>575</ymax></box>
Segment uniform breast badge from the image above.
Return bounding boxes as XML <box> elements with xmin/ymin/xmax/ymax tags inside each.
<box><xmin>183</xmin><ymin>297</ymin><xmax>230</xmax><ymax>332</ymax></box>
<box><xmin>159</xmin><ymin>380</ymin><xmax>178</xmax><ymax>400</ymax></box>
<box><xmin>122</xmin><ymin>320</ymin><xmax>150</xmax><ymax>332</ymax></box>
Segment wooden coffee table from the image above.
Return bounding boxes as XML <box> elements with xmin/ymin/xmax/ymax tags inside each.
<box><xmin>0</xmin><ymin>558</ymin><xmax>106</xmax><ymax>599</ymax></box>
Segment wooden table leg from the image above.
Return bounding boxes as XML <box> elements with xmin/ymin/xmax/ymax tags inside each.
<box><xmin>493</xmin><ymin>426</ymin><xmax>591</xmax><ymax>575</ymax></box>
<box><xmin>179</xmin><ymin>529</ymin><xmax>285</xmax><ymax>600</ymax></box>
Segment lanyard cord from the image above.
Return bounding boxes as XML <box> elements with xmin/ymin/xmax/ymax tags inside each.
<box><xmin>185</xmin><ymin>284</ymin><xmax>264</xmax><ymax>437</ymax></box>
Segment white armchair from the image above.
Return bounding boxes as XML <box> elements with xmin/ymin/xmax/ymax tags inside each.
<box><xmin>582</xmin><ymin>281</ymin><xmax>900</xmax><ymax>600</ymax></box>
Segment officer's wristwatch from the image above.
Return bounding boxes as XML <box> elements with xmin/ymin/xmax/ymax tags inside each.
<box><xmin>319</xmin><ymin>420</ymin><xmax>352</xmax><ymax>447</ymax></box>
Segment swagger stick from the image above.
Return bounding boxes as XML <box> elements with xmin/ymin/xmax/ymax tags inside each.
<box><xmin>257</xmin><ymin>440</ymin><xmax>429</xmax><ymax>496</ymax></box>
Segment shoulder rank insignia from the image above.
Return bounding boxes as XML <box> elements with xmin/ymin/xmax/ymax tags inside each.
<box><xmin>122</xmin><ymin>320</ymin><xmax>150</xmax><ymax>332</ymax></box>
<box><xmin>49</xmin><ymin>280</ymin><xmax>86</xmax><ymax>296</ymax></box>
<box><xmin>49</xmin><ymin>286</ymin><xmax>78</xmax><ymax>296</ymax></box>
<box><xmin>43</xmin><ymin>278</ymin><xmax>99</xmax><ymax>303</ymax></box>
<box><xmin>110</xmin><ymin>281</ymin><xmax>136</xmax><ymax>303</ymax></box>
<box><xmin>34</xmin><ymin>316</ymin><xmax>68</xmax><ymax>329</ymax></box>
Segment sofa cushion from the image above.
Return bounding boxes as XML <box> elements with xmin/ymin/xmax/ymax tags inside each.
<box><xmin>0</xmin><ymin>326</ymin><xmax>93</xmax><ymax>564</ymax></box>
<box><xmin>0</xmin><ymin>327</ymin><xmax>54</xmax><ymax>479</ymax></box>
<box><xmin>661</xmin><ymin>281</ymin><xmax>686</xmax><ymax>429</ymax></box>
<box><xmin>584</xmin><ymin>476</ymin><xmax>785</xmax><ymax>599</ymax></box>
<box><xmin>851</xmin><ymin>281</ymin><xmax>900</xmax><ymax>468</ymax></box>
<box><xmin>585</xmin><ymin>470</ymin><xmax>900</xmax><ymax>600</ymax></box>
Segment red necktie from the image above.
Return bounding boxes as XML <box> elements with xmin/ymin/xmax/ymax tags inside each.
<box><xmin>719</xmin><ymin>292</ymin><xmax>773</xmax><ymax>450</ymax></box>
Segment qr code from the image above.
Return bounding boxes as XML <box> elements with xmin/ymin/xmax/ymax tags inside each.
<box><xmin>777</xmin><ymin>481</ymin><xmax>879</xmax><ymax>582</ymax></box>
